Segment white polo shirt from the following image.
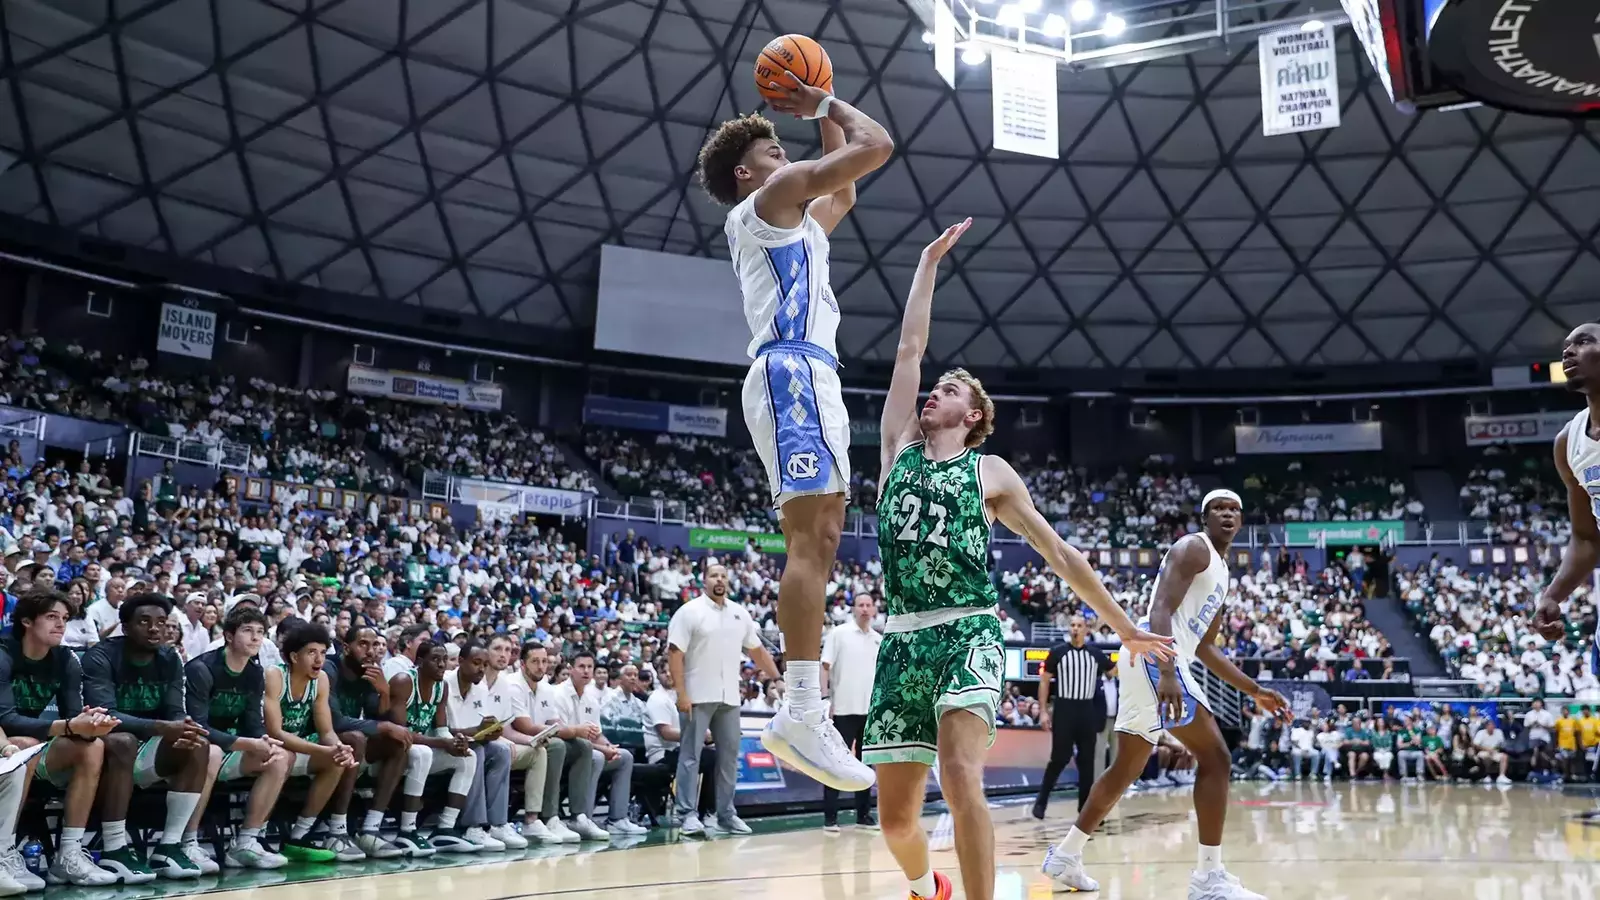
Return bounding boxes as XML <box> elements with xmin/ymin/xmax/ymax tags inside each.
<box><xmin>445</xmin><ymin>674</ymin><xmax>492</xmax><ymax>731</ymax></box>
<box><xmin>550</xmin><ymin>679</ymin><xmax>603</xmax><ymax>728</ymax></box>
<box><xmin>644</xmin><ymin>687</ymin><xmax>680</xmax><ymax>764</ymax></box>
<box><xmin>821</xmin><ymin>620</ymin><xmax>882</xmax><ymax>717</ymax></box>
<box><xmin>481</xmin><ymin>669</ymin><xmax>521</xmax><ymax>723</ymax></box>
<box><xmin>86</xmin><ymin>598</ymin><xmax>122</xmax><ymax>639</ymax></box>
<box><xmin>667</xmin><ymin>593</ymin><xmax>761</xmax><ymax>707</ymax></box>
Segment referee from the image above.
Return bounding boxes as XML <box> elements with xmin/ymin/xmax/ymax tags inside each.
<box><xmin>1032</xmin><ymin>615</ymin><xmax>1115</xmax><ymax>818</ymax></box>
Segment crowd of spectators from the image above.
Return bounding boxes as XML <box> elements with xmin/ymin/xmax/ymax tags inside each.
<box><xmin>578</xmin><ymin>429</ymin><xmax>769</xmax><ymax>529</ymax></box>
<box><xmin>1017</xmin><ymin>454</ymin><xmax>1206</xmax><ymax>550</ymax></box>
<box><xmin>1399</xmin><ymin>562</ymin><xmax>1600</xmax><ymax>699</ymax></box>
<box><xmin>378</xmin><ymin>402</ymin><xmax>591</xmax><ymax>493</ymax></box>
<box><xmin>1233</xmin><ymin>461</ymin><xmax>1423</xmax><ymax>524</ymax></box>
<box><xmin>1459</xmin><ymin>448</ymin><xmax>1573</xmax><ymax>549</ymax></box>
<box><xmin>1233</xmin><ymin>700</ymin><xmax>1600</xmax><ymax>785</ymax></box>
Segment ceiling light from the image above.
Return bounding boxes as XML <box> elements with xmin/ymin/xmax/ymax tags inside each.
<box><xmin>1071</xmin><ymin>0</ymin><xmax>1096</xmax><ymax>21</ymax></box>
<box><xmin>1103</xmin><ymin>13</ymin><xmax>1126</xmax><ymax>36</ymax></box>
<box><xmin>1042</xmin><ymin>13</ymin><xmax>1068</xmax><ymax>36</ymax></box>
<box><xmin>996</xmin><ymin>4</ymin><xmax>1026</xmax><ymax>27</ymax></box>
<box><xmin>1018</xmin><ymin>0</ymin><xmax>1043</xmax><ymax>11</ymax></box>
<box><xmin>1301</xmin><ymin>18</ymin><xmax>1325</xmax><ymax>31</ymax></box>
<box><xmin>922</xmin><ymin>30</ymin><xmax>935</xmax><ymax>44</ymax></box>
<box><xmin>961</xmin><ymin>45</ymin><xmax>989</xmax><ymax>65</ymax></box>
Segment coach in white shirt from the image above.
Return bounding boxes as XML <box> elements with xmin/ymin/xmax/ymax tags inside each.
<box><xmin>508</xmin><ymin>643</ymin><xmax>582</xmax><ymax>843</ymax></box>
<box><xmin>820</xmin><ymin>592</ymin><xmax>881</xmax><ymax>831</ymax></box>
<box><xmin>551</xmin><ymin>651</ymin><xmax>647</xmax><ymax>838</ymax></box>
<box><xmin>482</xmin><ymin>634</ymin><xmax>560</xmax><ymax>843</ymax></box>
<box><xmin>445</xmin><ymin>643</ymin><xmax>524</xmax><ymax>850</ymax></box>
<box><xmin>666</xmin><ymin>563</ymin><xmax>780</xmax><ymax>836</ymax></box>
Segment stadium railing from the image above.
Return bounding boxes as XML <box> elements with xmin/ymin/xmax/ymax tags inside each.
<box><xmin>132</xmin><ymin>431</ymin><xmax>250</xmax><ymax>471</ymax></box>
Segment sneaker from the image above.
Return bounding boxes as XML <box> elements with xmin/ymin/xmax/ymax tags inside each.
<box><xmin>679</xmin><ymin>813</ymin><xmax>706</xmax><ymax>837</ymax></box>
<box><xmin>489</xmin><ymin>824</ymin><xmax>529</xmax><ymax>849</ymax></box>
<box><xmin>323</xmin><ymin>833</ymin><xmax>368</xmax><ymax>863</ymax></box>
<box><xmin>1496</xmin><ymin>775</ymin><xmax>1513</xmax><ymax>786</ymax></box>
<box><xmin>430</xmin><ymin>828</ymin><xmax>480</xmax><ymax>854</ymax></box>
<box><xmin>223</xmin><ymin>836</ymin><xmax>288</xmax><ymax>870</ymax></box>
<box><xmin>95</xmin><ymin>847</ymin><xmax>158</xmax><ymax>885</ymax></box>
<box><xmin>606</xmin><ymin>819</ymin><xmax>649</xmax><ymax>836</ymax></box>
<box><xmin>544</xmin><ymin>818</ymin><xmax>582</xmax><ymax>844</ymax></box>
<box><xmin>1</xmin><ymin>848</ymin><xmax>48</xmax><ymax>891</ymax></box>
<box><xmin>523</xmin><ymin>819</ymin><xmax>558</xmax><ymax>843</ymax></box>
<box><xmin>392</xmin><ymin>830</ymin><xmax>437</xmax><ymax>859</ymax></box>
<box><xmin>464</xmin><ymin>827</ymin><xmax>505</xmax><ymax>852</ymax></box>
<box><xmin>1189</xmin><ymin>869</ymin><xmax>1267</xmax><ymax>900</ymax></box>
<box><xmin>355</xmin><ymin>832</ymin><xmax>405</xmax><ymax>860</ymax></box>
<box><xmin>281</xmin><ymin>838</ymin><xmax>338</xmax><ymax>863</ymax></box>
<box><xmin>148</xmin><ymin>843</ymin><xmax>203</xmax><ymax>880</ymax></box>
<box><xmin>762</xmin><ymin>705</ymin><xmax>875</xmax><ymax>793</ymax></box>
<box><xmin>822</xmin><ymin>823</ymin><xmax>841</xmax><ymax>836</ymax></box>
<box><xmin>181</xmin><ymin>840</ymin><xmax>221</xmax><ymax>875</ymax></box>
<box><xmin>570</xmin><ymin>815</ymin><xmax>611</xmax><ymax>841</ymax></box>
<box><xmin>912</xmin><ymin>871</ymin><xmax>954</xmax><ymax>900</ymax></box>
<box><xmin>1041</xmin><ymin>846</ymin><xmax>1100</xmax><ymax>893</ymax></box>
<box><xmin>42</xmin><ymin>845</ymin><xmax>114</xmax><ymax>883</ymax></box>
<box><xmin>857</xmin><ymin>813</ymin><xmax>880</xmax><ymax>833</ymax></box>
<box><xmin>717</xmin><ymin>816</ymin><xmax>752</xmax><ymax>836</ymax></box>
<box><xmin>0</xmin><ymin>869</ymin><xmax>21</xmax><ymax>898</ymax></box>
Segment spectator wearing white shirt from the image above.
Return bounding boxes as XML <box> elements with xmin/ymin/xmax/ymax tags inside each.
<box><xmin>820</xmin><ymin>593</ymin><xmax>881</xmax><ymax>832</ymax></box>
<box><xmin>444</xmin><ymin>643</ymin><xmax>524</xmax><ymax>851</ymax></box>
<box><xmin>1471</xmin><ymin>719</ymin><xmax>1511</xmax><ymax>785</ymax></box>
<box><xmin>173</xmin><ymin>592</ymin><xmax>214</xmax><ymax>661</ymax></box>
<box><xmin>550</xmin><ymin>651</ymin><xmax>645</xmax><ymax>838</ymax></box>
<box><xmin>383</xmin><ymin>625</ymin><xmax>430</xmax><ymax>681</ymax></box>
<box><xmin>1288</xmin><ymin>721</ymin><xmax>1320</xmax><ymax>779</ymax></box>
<box><xmin>85</xmin><ymin>575</ymin><xmax>126</xmax><ymax>641</ymax></box>
<box><xmin>666</xmin><ymin>564</ymin><xmax>780</xmax><ymax>837</ymax></box>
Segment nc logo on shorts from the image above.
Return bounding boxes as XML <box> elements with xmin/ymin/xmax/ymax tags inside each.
<box><xmin>786</xmin><ymin>451</ymin><xmax>820</xmax><ymax>480</ymax></box>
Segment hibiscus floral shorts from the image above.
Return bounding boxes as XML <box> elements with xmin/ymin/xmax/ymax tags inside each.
<box><xmin>861</xmin><ymin>614</ymin><xmax>1005</xmax><ymax>767</ymax></box>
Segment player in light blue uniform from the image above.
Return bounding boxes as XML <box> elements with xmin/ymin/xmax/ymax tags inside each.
<box><xmin>1043</xmin><ymin>490</ymin><xmax>1291</xmax><ymax>900</ymax></box>
<box><xmin>695</xmin><ymin>69</ymin><xmax>892</xmax><ymax>791</ymax></box>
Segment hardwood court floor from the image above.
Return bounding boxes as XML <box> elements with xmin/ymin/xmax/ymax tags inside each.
<box><xmin>71</xmin><ymin>784</ymin><xmax>1600</xmax><ymax>900</ymax></box>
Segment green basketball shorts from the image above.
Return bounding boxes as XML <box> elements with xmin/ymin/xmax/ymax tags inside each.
<box><xmin>862</xmin><ymin>613</ymin><xmax>1005</xmax><ymax>767</ymax></box>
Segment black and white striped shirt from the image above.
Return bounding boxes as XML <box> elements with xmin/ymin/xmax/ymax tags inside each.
<box><xmin>1043</xmin><ymin>642</ymin><xmax>1113</xmax><ymax>702</ymax></box>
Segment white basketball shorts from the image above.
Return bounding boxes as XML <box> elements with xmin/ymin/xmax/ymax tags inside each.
<box><xmin>742</xmin><ymin>343</ymin><xmax>851</xmax><ymax>511</ymax></box>
<box><xmin>1115</xmin><ymin>655</ymin><xmax>1212</xmax><ymax>745</ymax></box>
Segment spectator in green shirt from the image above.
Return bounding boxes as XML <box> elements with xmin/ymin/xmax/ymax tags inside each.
<box><xmin>1420</xmin><ymin>724</ymin><xmax>1448</xmax><ymax>780</ymax></box>
<box><xmin>1344</xmin><ymin>714</ymin><xmax>1374</xmax><ymax>780</ymax></box>
<box><xmin>1396</xmin><ymin>718</ymin><xmax>1425</xmax><ymax>781</ymax></box>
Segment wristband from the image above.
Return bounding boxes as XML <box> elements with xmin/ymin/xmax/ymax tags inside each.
<box><xmin>803</xmin><ymin>95</ymin><xmax>835</xmax><ymax>121</ymax></box>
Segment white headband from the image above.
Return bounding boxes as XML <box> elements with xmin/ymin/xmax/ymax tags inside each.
<box><xmin>1202</xmin><ymin>489</ymin><xmax>1243</xmax><ymax>512</ymax></box>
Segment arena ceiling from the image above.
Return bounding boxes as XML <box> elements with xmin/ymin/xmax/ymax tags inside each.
<box><xmin>0</xmin><ymin>0</ymin><xmax>1595</xmax><ymax>371</ymax></box>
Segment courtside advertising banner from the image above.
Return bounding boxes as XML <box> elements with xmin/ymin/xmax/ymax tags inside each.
<box><xmin>1463</xmin><ymin>412</ymin><xmax>1574</xmax><ymax>446</ymax></box>
<box><xmin>1259</xmin><ymin>24</ymin><xmax>1341</xmax><ymax>136</ymax></box>
<box><xmin>1234</xmin><ymin>422</ymin><xmax>1383</xmax><ymax>454</ymax></box>
<box><xmin>156</xmin><ymin>299</ymin><xmax>217</xmax><ymax>360</ymax></box>
<box><xmin>346</xmin><ymin>365</ymin><xmax>502</xmax><ymax>412</ymax></box>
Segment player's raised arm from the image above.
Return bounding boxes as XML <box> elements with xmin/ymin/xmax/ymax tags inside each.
<box><xmin>981</xmin><ymin>455</ymin><xmax>1174</xmax><ymax>662</ymax></box>
<box><xmin>757</xmin><ymin>73</ymin><xmax>892</xmax><ymax>223</ymax></box>
<box><xmin>807</xmin><ymin>118</ymin><xmax>858</xmax><ymax>235</ymax></box>
<box><xmin>1534</xmin><ymin>429</ymin><xmax>1600</xmax><ymax>639</ymax></box>
<box><xmin>880</xmin><ymin>219</ymin><xmax>972</xmax><ymax>479</ymax></box>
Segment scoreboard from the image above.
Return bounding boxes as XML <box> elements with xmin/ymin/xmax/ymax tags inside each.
<box><xmin>1004</xmin><ymin>645</ymin><xmax>1125</xmax><ymax>682</ymax></box>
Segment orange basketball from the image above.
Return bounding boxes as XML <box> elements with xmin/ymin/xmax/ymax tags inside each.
<box><xmin>755</xmin><ymin>34</ymin><xmax>833</xmax><ymax>104</ymax></box>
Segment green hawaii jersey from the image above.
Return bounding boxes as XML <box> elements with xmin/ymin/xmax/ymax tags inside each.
<box><xmin>406</xmin><ymin>679</ymin><xmax>445</xmax><ymax>733</ymax></box>
<box><xmin>278</xmin><ymin>666</ymin><xmax>317</xmax><ymax>738</ymax></box>
<box><xmin>875</xmin><ymin>443</ymin><xmax>997</xmax><ymax>617</ymax></box>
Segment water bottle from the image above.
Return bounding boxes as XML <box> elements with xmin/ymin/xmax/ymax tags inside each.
<box><xmin>20</xmin><ymin>840</ymin><xmax>43</xmax><ymax>878</ymax></box>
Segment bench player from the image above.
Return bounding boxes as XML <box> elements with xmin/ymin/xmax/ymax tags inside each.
<box><xmin>695</xmin><ymin>62</ymin><xmax>892</xmax><ymax>791</ymax></box>
<box><xmin>867</xmin><ymin>220</ymin><xmax>1176</xmax><ymax>900</ymax></box>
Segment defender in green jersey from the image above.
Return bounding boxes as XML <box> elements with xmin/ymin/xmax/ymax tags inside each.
<box><xmin>864</xmin><ymin>220</ymin><xmax>1175</xmax><ymax>900</ymax></box>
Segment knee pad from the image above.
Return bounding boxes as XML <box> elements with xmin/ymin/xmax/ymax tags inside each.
<box><xmin>404</xmin><ymin>745</ymin><xmax>434</xmax><ymax>796</ymax></box>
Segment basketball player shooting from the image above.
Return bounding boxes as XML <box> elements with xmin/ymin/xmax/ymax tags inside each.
<box><xmin>694</xmin><ymin>43</ymin><xmax>893</xmax><ymax>791</ymax></box>
<box><xmin>1532</xmin><ymin>323</ymin><xmax>1600</xmax><ymax>689</ymax></box>
<box><xmin>1043</xmin><ymin>491</ymin><xmax>1289</xmax><ymax>900</ymax></box>
<box><xmin>865</xmin><ymin>219</ymin><xmax>1175</xmax><ymax>900</ymax></box>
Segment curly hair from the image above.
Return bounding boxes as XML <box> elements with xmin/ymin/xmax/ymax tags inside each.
<box><xmin>696</xmin><ymin>114</ymin><xmax>779</xmax><ymax>205</ymax></box>
<box><xmin>939</xmin><ymin>368</ymin><xmax>996</xmax><ymax>448</ymax></box>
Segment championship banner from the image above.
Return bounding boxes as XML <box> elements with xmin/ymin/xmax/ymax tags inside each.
<box><xmin>346</xmin><ymin>366</ymin><xmax>502</xmax><ymax>412</ymax></box>
<box><xmin>689</xmin><ymin>528</ymin><xmax>785</xmax><ymax>554</ymax></box>
<box><xmin>1258</xmin><ymin>24</ymin><xmax>1341</xmax><ymax>136</ymax></box>
<box><xmin>156</xmin><ymin>299</ymin><xmax>217</xmax><ymax>360</ymax></box>
<box><xmin>583</xmin><ymin>395</ymin><xmax>728</xmax><ymax>438</ymax></box>
<box><xmin>1284</xmin><ymin>521</ymin><xmax>1404</xmax><ymax>546</ymax></box>
<box><xmin>1234</xmin><ymin>422</ymin><xmax>1382</xmax><ymax>455</ymax></box>
<box><xmin>1463</xmin><ymin>412</ymin><xmax>1574</xmax><ymax>446</ymax></box>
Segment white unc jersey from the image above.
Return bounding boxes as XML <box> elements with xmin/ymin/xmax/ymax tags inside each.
<box><xmin>1565</xmin><ymin>408</ymin><xmax>1600</xmax><ymax>524</ymax></box>
<box><xmin>725</xmin><ymin>194</ymin><xmax>841</xmax><ymax>360</ymax></box>
<box><xmin>1147</xmin><ymin>531</ymin><xmax>1231</xmax><ymax>660</ymax></box>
